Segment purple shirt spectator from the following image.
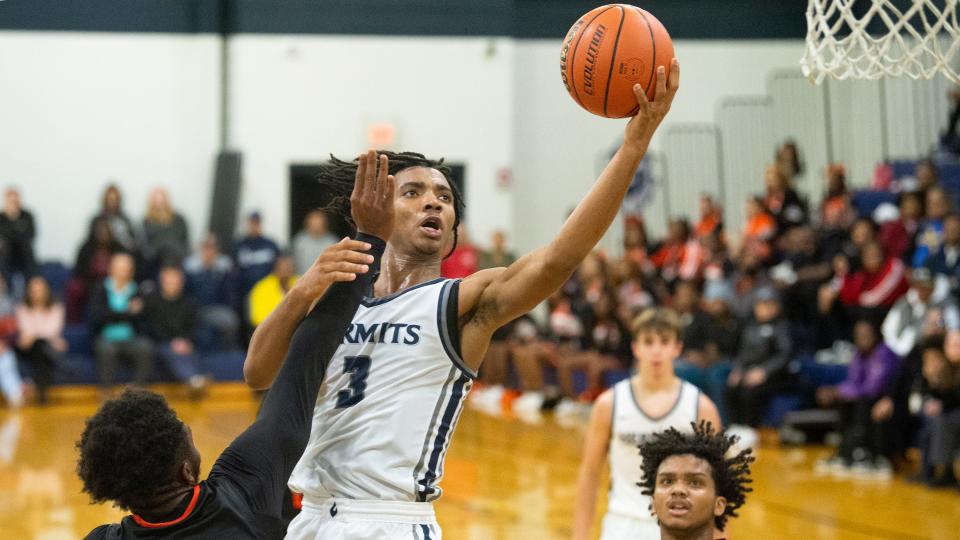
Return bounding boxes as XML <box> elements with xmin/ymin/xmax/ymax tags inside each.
<box><xmin>837</xmin><ymin>342</ymin><xmax>900</xmax><ymax>401</ymax></box>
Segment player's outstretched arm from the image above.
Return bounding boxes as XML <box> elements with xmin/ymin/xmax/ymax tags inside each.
<box><xmin>572</xmin><ymin>390</ymin><xmax>614</xmax><ymax>540</ymax></box>
<box><xmin>244</xmin><ymin>150</ymin><xmax>395</xmax><ymax>389</ymax></box>
<box><xmin>460</xmin><ymin>60</ymin><xmax>679</xmax><ymax>367</ymax></box>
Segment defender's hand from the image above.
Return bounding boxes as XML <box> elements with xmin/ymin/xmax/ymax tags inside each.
<box><xmin>351</xmin><ymin>149</ymin><xmax>396</xmax><ymax>241</ymax></box>
<box><xmin>624</xmin><ymin>58</ymin><xmax>679</xmax><ymax>152</ymax></box>
<box><xmin>293</xmin><ymin>238</ymin><xmax>374</xmax><ymax>302</ymax></box>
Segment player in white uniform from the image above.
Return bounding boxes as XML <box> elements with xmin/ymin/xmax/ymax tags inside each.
<box><xmin>573</xmin><ymin>308</ymin><xmax>722</xmax><ymax>540</ymax></box>
<box><xmin>243</xmin><ymin>61</ymin><xmax>680</xmax><ymax>539</ymax></box>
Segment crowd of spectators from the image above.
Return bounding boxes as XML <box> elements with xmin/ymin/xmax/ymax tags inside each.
<box><xmin>1</xmin><ymin>137</ymin><xmax>958</xmax><ymax>490</ymax></box>
<box><xmin>0</xmin><ymin>184</ymin><xmax>340</xmax><ymax>404</ymax></box>
<box><xmin>464</xmin><ymin>141</ymin><xmax>960</xmax><ymax>488</ymax></box>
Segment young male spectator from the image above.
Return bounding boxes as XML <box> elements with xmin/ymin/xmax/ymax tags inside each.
<box><xmin>881</xmin><ymin>267</ymin><xmax>960</xmax><ymax>358</ymax></box>
<box><xmin>727</xmin><ymin>287</ymin><xmax>793</xmax><ymax>429</ymax></box>
<box><xmin>89</xmin><ymin>253</ymin><xmax>153</xmax><ymax>393</ymax></box>
<box><xmin>248</xmin><ymin>253</ymin><xmax>297</xmax><ymax>327</ymax></box>
<box><xmin>0</xmin><ymin>188</ymin><xmax>36</xmax><ymax>289</ymax></box>
<box><xmin>234</xmin><ymin>211</ymin><xmax>280</xmax><ymax>300</ymax></box>
<box><xmin>144</xmin><ymin>265</ymin><xmax>207</xmax><ymax>398</ymax></box>
<box><xmin>771</xmin><ymin>226</ymin><xmax>832</xmax><ymax>346</ymax></box>
<box><xmin>292</xmin><ymin>210</ymin><xmax>338</xmax><ymax>275</ymax></box>
<box><xmin>184</xmin><ymin>233</ymin><xmax>240</xmax><ymax>351</ymax></box>
<box><xmin>816</xmin><ymin>320</ymin><xmax>900</xmax><ymax>477</ymax></box>
<box><xmin>682</xmin><ymin>279</ymin><xmax>741</xmax><ymax>423</ymax></box>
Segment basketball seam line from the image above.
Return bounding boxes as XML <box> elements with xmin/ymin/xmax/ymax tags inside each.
<box><xmin>637</xmin><ymin>7</ymin><xmax>658</xmax><ymax>102</ymax></box>
<box><xmin>602</xmin><ymin>5</ymin><xmax>626</xmax><ymax>118</ymax></box>
<box><xmin>569</xmin><ymin>4</ymin><xmax>617</xmax><ymax>110</ymax></box>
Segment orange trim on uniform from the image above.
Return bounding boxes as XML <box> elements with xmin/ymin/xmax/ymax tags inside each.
<box><xmin>131</xmin><ymin>484</ymin><xmax>201</xmax><ymax>529</ymax></box>
<box><xmin>292</xmin><ymin>492</ymin><xmax>303</xmax><ymax>510</ymax></box>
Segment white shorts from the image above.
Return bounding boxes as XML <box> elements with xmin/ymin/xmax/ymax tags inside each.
<box><xmin>285</xmin><ymin>497</ymin><xmax>441</xmax><ymax>540</ymax></box>
<box><xmin>600</xmin><ymin>512</ymin><xmax>661</xmax><ymax>540</ymax></box>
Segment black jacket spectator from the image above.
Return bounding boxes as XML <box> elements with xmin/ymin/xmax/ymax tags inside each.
<box><xmin>234</xmin><ymin>212</ymin><xmax>280</xmax><ymax>298</ymax></box>
<box><xmin>0</xmin><ymin>189</ymin><xmax>36</xmax><ymax>279</ymax></box>
<box><xmin>734</xmin><ymin>316</ymin><xmax>793</xmax><ymax>376</ymax></box>
<box><xmin>143</xmin><ymin>290</ymin><xmax>197</xmax><ymax>343</ymax></box>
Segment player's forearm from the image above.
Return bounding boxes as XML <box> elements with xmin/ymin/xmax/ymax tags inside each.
<box><xmin>257</xmin><ymin>236</ymin><xmax>384</xmax><ymax>462</ymax></box>
<box><xmin>243</xmin><ymin>289</ymin><xmax>314</xmax><ymax>389</ymax></box>
<box><xmin>572</xmin><ymin>466</ymin><xmax>603</xmax><ymax>540</ymax></box>
<box><xmin>543</xmin><ymin>143</ymin><xmax>647</xmax><ymax>275</ymax></box>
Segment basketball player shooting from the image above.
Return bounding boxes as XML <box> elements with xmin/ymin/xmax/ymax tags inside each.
<box><xmin>242</xmin><ymin>59</ymin><xmax>680</xmax><ymax>539</ymax></box>
<box><xmin>75</xmin><ymin>162</ymin><xmax>395</xmax><ymax>539</ymax></box>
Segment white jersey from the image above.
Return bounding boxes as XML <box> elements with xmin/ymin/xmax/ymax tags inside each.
<box><xmin>605</xmin><ymin>379</ymin><xmax>700</xmax><ymax>521</ymax></box>
<box><xmin>288</xmin><ymin>278</ymin><xmax>475</xmax><ymax>503</ymax></box>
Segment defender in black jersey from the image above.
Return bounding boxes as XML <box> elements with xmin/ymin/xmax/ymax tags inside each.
<box><xmin>77</xmin><ymin>154</ymin><xmax>396</xmax><ymax>539</ymax></box>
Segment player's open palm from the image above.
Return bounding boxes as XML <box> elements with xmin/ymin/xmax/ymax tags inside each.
<box><xmin>296</xmin><ymin>238</ymin><xmax>374</xmax><ymax>302</ymax></box>
<box><xmin>624</xmin><ymin>57</ymin><xmax>679</xmax><ymax>150</ymax></box>
<box><xmin>351</xmin><ymin>149</ymin><xmax>396</xmax><ymax>241</ymax></box>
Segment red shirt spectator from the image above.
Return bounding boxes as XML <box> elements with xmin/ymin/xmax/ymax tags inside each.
<box><xmin>440</xmin><ymin>225</ymin><xmax>478</xmax><ymax>278</ymax></box>
<box><xmin>839</xmin><ymin>242</ymin><xmax>908</xmax><ymax>308</ymax></box>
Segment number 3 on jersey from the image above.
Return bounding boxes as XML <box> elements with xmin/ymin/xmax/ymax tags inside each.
<box><xmin>335</xmin><ymin>355</ymin><xmax>371</xmax><ymax>408</ymax></box>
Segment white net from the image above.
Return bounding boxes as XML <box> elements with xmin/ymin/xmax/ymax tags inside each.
<box><xmin>801</xmin><ymin>0</ymin><xmax>960</xmax><ymax>84</ymax></box>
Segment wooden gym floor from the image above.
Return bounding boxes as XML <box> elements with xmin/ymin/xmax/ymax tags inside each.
<box><xmin>1</xmin><ymin>383</ymin><xmax>957</xmax><ymax>540</ymax></box>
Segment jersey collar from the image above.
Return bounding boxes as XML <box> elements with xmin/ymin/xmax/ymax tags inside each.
<box><xmin>131</xmin><ymin>484</ymin><xmax>201</xmax><ymax>529</ymax></box>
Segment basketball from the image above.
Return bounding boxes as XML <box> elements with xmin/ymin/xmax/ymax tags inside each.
<box><xmin>560</xmin><ymin>4</ymin><xmax>674</xmax><ymax>118</ymax></box>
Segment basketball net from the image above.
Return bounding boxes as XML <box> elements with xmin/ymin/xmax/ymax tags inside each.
<box><xmin>801</xmin><ymin>0</ymin><xmax>960</xmax><ymax>84</ymax></box>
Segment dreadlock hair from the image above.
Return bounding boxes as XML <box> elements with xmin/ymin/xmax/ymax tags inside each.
<box><xmin>76</xmin><ymin>389</ymin><xmax>192</xmax><ymax>511</ymax></box>
<box><xmin>318</xmin><ymin>150</ymin><xmax>465</xmax><ymax>258</ymax></box>
<box><xmin>638</xmin><ymin>421</ymin><xmax>754</xmax><ymax>531</ymax></box>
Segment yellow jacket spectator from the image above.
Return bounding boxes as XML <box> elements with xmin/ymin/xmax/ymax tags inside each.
<box><xmin>248</xmin><ymin>254</ymin><xmax>298</xmax><ymax>326</ymax></box>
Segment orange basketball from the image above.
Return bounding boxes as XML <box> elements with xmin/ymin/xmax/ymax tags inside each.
<box><xmin>560</xmin><ymin>4</ymin><xmax>674</xmax><ymax>118</ymax></box>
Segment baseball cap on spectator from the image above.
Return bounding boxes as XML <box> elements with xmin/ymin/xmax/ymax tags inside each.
<box><xmin>703</xmin><ymin>279</ymin><xmax>734</xmax><ymax>303</ymax></box>
<box><xmin>754</xmin><ymin>286</ymin><xmax>780</xmax><ymax>304</ymax></box>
